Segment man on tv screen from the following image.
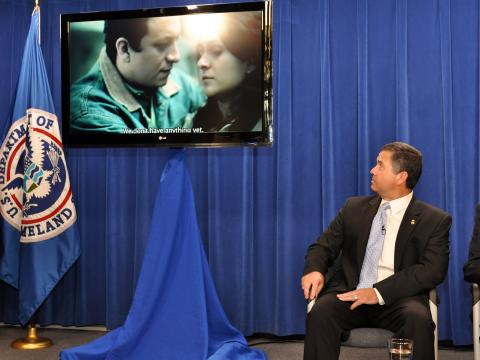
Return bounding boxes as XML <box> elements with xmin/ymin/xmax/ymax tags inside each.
<box><xmin>70</xmin><ymin>16</ymin><xmax>205</xmax><ymax>134</ymax></box>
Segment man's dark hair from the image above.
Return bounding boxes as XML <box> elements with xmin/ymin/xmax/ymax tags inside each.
<box><xmin>381</xmin><ymin>142</ymin><xmax>423</xmax><ymax>189</ymax></box>
<box><xmin>104</xmin><ymin>18</ymin><xmax>149</xmax><ymax>63</ymax></box>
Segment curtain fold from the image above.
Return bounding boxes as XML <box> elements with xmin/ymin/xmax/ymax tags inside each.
<box><xmin>0</xmin><ymin>0</ymin><xmax>478</xmax><ymax>345</ymax></box>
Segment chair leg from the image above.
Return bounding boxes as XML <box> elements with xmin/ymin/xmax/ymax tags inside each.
<box><xmin>429</xmin><ymin>298</ymin><xmax>438</xmax><ymax>360</ymax></box>
<box><xmin>474</xmin><ymin>301</ymin><xmax>480</xmax><ymax>360</ymax></box>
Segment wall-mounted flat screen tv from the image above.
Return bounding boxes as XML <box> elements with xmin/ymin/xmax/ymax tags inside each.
<box><xmin>61</xmin><ymin>1</ymin><xmax>272</xmax><ymax>147</ymax></box>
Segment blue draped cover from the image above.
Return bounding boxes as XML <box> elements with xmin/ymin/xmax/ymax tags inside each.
<box><xmin>60</xmin><ymin>151</ymin><xmax>266</xmax><ymax>360</ymax></box>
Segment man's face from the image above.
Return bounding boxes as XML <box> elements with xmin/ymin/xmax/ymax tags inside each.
<box><xmin>370</xmin><ymin>151</ymin><xmax>403</xmax><ymax>196</ymax></box>
<box><xmin>122</xmin><ymin>17</ymin><xmax>181</xmax><ymax>89</ymax></box>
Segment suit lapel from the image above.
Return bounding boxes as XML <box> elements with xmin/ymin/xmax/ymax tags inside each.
<box><xmin>357</xmin><ymin>196</ymin><xmax>382</xmax><ymax>269</ymax></box>
<box><xmin>394</xmin><ymin>196</ymin><xmax>421</xmax><ymax>271</ymax></box>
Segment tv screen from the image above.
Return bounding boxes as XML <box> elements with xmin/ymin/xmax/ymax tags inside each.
<box><xmin>61</xmin><ymin>1</ymin><xmax>272</xmax><ymax>147</ymax></box>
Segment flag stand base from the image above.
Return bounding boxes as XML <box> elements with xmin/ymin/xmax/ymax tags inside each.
<box><xmin>11</xmin><ymin>322</ymin><xmax>53</xmax><ymax>350</ymax></box>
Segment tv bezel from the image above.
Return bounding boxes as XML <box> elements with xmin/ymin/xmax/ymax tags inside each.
<box><xmin>60</xmin><ymin>1</ymin><xmax>273</xmax><ymax>148</ymax></box>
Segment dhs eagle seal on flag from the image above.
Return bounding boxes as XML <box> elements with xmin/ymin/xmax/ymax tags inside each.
<box><xmin>0</xmin><ymin>108</ymin><xmax>76</xmax><ymax>242</ymax></box>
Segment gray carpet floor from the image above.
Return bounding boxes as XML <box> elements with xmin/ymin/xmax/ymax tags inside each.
<box><xmin>0</xmin><ymin>326</ymin><xmax>473</xmax><ymax>359</ymax></box>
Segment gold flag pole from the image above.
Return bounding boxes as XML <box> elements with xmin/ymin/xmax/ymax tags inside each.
<box><xmin>11</xmin><ymin>321</ymin><xmax>53</xmax><ymax>350</ymax></box>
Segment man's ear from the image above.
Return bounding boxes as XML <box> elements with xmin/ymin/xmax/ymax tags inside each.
<box><xmin>115</xmin><ymin>38</ymin><xmax>131</xmax><ymax>63</ymax></box>
<box><xmin>396</xmin><ymin>171</ymin><xmax>409</xmax><ymax>186</ymax></box>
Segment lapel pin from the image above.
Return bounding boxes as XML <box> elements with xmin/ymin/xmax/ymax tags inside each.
<box><xmin>410</xmin><ymin>219</ymin><xmax>416</xmax><ymax>225</ymax></box>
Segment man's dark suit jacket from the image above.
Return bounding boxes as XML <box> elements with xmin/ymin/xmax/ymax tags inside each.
<box><xmin>463</xmin><ymin>204</ymin><xmax>480</xmax><ymax>284</ymax></box>
<box><xmin>304</xmin><ymin>195</ymin><xmax>451</xmax><ymax>305</ymax></box>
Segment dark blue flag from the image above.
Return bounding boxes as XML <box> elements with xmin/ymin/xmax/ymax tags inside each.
<box><xmin>60</xmin><ymin>151</ymin><xmax>266</xmax><ymax>359</ymax></box>
<box><xmin>0</xmin><ymin>7</ymin><xmax>80</xmax><ymax>325</ymax></box>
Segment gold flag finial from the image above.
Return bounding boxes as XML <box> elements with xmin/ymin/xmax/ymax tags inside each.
<box><xmin>32</xmin><ymin>0</ymin><xmax>40</xmax><ymax>14</ymax></box>
<box><xmin>32</xmin><ymin>0</ymin><xmax>41</xmax><ymax>44</ymax></box>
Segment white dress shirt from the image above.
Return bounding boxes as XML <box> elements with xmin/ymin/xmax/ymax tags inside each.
<box><xmin>373</xmin><ymin>191</ymin><xmax>413</xmax><ymax>305</ymax></box>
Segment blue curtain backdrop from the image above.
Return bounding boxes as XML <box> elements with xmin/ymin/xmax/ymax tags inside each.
<box><xmin>0</xmin><ymin>0</ymin><xmax>478</xmax><ymax>346</ymax></box>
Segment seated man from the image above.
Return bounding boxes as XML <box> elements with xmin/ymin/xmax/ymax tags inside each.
<box><xmin>302</xmin><ymin>142</ymin><xmax>451</xmax><ymax>360</ymax></box>
<box><xmin>464</xmin><ymin>204</ymin><xmax>480</xmax><ymax>283</ymax></box>
<box><xmin>71</xmin><ymin>16</ymin><xmax>205</xmax><ymax>133</ymax></box>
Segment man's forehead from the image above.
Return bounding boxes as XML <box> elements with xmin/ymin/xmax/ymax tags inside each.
<box><xmin>377</xmin><ymin>150</ymin><xmax>392</xmax><ymax>162</ymax></box>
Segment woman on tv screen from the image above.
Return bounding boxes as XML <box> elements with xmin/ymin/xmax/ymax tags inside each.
<box><xmin>193</xmin><ymin>12</ymin><xmax>262</xmax><ymax>133</ymax></box>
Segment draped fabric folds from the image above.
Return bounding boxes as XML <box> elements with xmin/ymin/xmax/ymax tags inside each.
<box><xmin>0</xmin><ymin>0</ymin><xmax>478</xmax><ymax>345</ymax></box>
<box><xmin>60</xmin><ymin>151</ymin><xmax>266</xmax><ymax>360</ymax></box>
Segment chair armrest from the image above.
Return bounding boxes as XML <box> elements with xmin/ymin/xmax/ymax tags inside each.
<box><xmin>472</xmin><ymin>284</ymin><xmax>480</xmax><ymax>306</ymax></box>
<box><xmin>307</xmin><ymin>299</ymin><xmax>315</xmax><ymax>313</ymax></box>
<box><xmin>429</xmin><ymin>288</ymin><xmax>438</xmax><ymax>306</ymax></box>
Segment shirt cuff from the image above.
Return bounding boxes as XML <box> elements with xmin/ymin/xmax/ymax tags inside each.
<box><xmin>374</xmin><ymin>288</ymin><xmax>385</xmax><ymax>305</ymax></box>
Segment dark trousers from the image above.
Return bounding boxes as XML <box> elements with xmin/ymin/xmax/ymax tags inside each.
<box><xmin>304</xmin><ymin>292</ymin><xmax>435</xmax><ymax>360</ymax></box>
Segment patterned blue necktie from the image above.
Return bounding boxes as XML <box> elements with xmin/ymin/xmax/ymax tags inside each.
<box><xmin>357</xmin><ymin>202</ymin><xmax>391</xmax><ymax>289</ymax></box>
